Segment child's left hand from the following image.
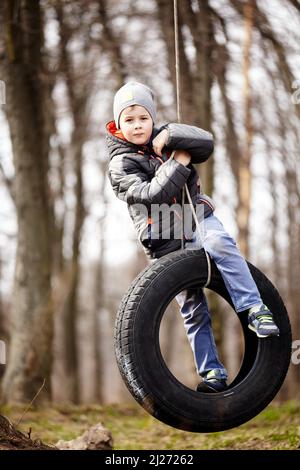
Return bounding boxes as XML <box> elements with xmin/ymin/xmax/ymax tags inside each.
<box><xmin>152</xmin><ymin>129</ymin><xmax>169</xmax><ymax>157</ymax></box>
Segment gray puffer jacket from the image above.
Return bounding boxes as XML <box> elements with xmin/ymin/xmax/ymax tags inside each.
<box><xmin>106</xmin><ymin>121</ymin><xmax>215</xmax><ymax>259</ymax></box>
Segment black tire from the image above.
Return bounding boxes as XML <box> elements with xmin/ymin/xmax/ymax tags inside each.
<box><xmin>115</xmin><ymin>249</ymin><xmax>292</xmax><ymax>432</ymax></box>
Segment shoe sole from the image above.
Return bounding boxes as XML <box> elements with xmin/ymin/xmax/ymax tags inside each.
<box><xmin>248</xmin><ymin>324</ymin><xmax>280</xmax><ymax>338</ymax></box>
<box><xmin>197</xmin><ymin>382</ymin><xmax>227</xmax><ymax>393</ymax></box>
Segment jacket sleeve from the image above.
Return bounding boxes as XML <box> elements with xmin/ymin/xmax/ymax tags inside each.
<box><xmin>164</xmin><ymin>123</ymin><xmax>214</xmax><ymax>163</ymax></box>
<box><xmin>108</xmin><ymin>154</ymin><xmax>191</xmax><ymax>207</ymax></box>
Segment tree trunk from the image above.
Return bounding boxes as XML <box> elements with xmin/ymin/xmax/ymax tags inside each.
<box><xmin>54</xmin><ymin>2</ymin><xmax>93</xmax><ymax>402</ymax></box>
<box><xmin>92</xmin><ymin>161</ymin><xmax>108</xmax><ymax>403</ymax></box>
<box><xmin>98</xmin><ymin>0</ymin><xmax>126</xmax><ymax>88</ymax></box>
<box><xmin>0</xmin><ymin>0</ymin><xmax>53</xmax><ymax>403</ymax></box>
<box><xmin>95</xmin><ymin>7</ymin><xmax>128</xmax><ymax>402</ymax></box>
<box><xmin>286</xmin><ymin>167</ymin><xmax>300</xmax><ymax>399</ymax></box>
<box><xmin>236</xmin><ymin>0</ymin><xmax>255</xmax><ymax>259</ymax></box>
<box><xmin>156</xmin><ymin>0</ymin><xmax>195</xmax><ymax>125</ymax></box>
<box><xmin>179</xmin><ymin>0</ymin><xmax>214</xmax><ymax>194</ymax></box>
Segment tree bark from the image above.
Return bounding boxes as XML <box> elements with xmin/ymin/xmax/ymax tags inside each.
<box><xmin>55</xmin><ymin>2</ymin><xmax>89</xmax><ymax>402</ymax></box>
<box><xmin>236</xmin><ymin>0</ymin><xmax>255</xmax><ymax>259</ymax></box>
<box><xmin>156</xmin><ymin>0</ymin><xmax>194</xmax><ymax>124</ymax></box>
<box><xmin>179</xmin><ymin>0</ymin><xmax>214</xmax><ymax>195</ymax></box>
<box><xmin>0</xmin><ymin>0</ymin><xmax>53</xmax><ymax>403</ymax></box>
<box><xmin>98</xmin><ymin>0</ymin><xmax>127</xmax><ymax>89</ymax></box>
<box><xmin>286</xmin><ymin>167</ymin><xmax>300</xmax><ymax>399</ymax></box>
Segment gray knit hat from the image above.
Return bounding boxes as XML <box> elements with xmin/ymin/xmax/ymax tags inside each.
<box><xmin>113</xmin><ymin>81</ymin><xmax>156</xmax><ymax>128</ymax></box>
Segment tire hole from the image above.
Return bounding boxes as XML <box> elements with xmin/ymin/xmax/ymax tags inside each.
<box><xmin>159</xmin><ymin>290</ymin><xmax>245</xmax><ymax>389</ymax></box>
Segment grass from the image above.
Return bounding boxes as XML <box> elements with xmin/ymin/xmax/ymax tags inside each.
<box><xmin>1</xmin><ymin>401</ymin><xmax>300</xmax><ymax>450</ymax></box>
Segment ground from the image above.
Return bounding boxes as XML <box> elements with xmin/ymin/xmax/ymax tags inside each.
<box><xmin>1</xmin><ymin>401</ymin><xmax>300</xmax><ymax>450</ymax></box>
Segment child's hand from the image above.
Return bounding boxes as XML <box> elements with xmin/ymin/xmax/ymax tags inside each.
<box><xmin>152</xmin><ymin>129</ymin><xmax>169</xmax><ymax>157</ymax></box>
<box><xmin>174</xmin><ymin>150</ymin><xmax>191</xmax><ymax>166</ymax></box>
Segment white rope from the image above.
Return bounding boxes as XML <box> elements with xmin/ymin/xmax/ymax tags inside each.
<box><xmin>173</xmin><ymin>0</ymin><xmax>185</xmax><ymax>250</ymax></box>
<box><xmin>184</xmin><ymin>181</ymin><xmax>204</xmax><ymax>243</ymax></box>
<box><xmin>172</xmin><ymin>0</ymin><xmax>211</xmax><ymax>284</ymax></box>
<box><xmin>203</xmin><ymin>250</ymin><xmax>211</xmax><ymax>287</ymax></box>
<box><xmin>173</xmin><ymin>0</ymin><xmax>181</xmax><ymax>124</ymax></box>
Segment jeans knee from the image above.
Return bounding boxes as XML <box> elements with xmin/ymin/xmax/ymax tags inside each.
<box><xmin>204</xmin><ymin>232</ymin><xmax>237</xmax><ymax>259</ymax></box>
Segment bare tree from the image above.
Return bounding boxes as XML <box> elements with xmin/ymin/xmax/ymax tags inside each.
<box><xmin>0</xmin><ymin>0</ymin><xmax>299</xmax><ymax>405</ymax></box>
<box><xmin>236</xmin><ymin>0</ymin><xmax>255</xmax><ymax>258</ymax></box>
<box><xmin>0</xmin><ymin>0</ymin><xmax>53</xmax><ymax>402</ymax></box>
<box><xmin>53</xmin><ymin>0</ymin><xmax>98</xmax><ymax>403</ymax></box>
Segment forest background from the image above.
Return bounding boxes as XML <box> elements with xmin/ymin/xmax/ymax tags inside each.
<box><xmin>0</xmin><ymin>0</ymin><xmax>299</xmax><ymax>450</ymax></box>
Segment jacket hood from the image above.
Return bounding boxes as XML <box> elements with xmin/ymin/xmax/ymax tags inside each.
<box><xmin>106</xmin><ymin>120</ymin><xmax>140</xmax><ymax>161</ymax></box>
<box><xmin>106</xmin><ymin>120</ymin><xmax>128</xmax><ymax>141</ymax></box>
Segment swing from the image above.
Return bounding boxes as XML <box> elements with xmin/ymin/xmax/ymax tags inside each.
<box><xmin>114</xmin><ymin>1</ymin><xmax>292</xmax><ymax>432</ymax></box>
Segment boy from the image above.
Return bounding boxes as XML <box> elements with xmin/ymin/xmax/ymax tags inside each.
<box><xmin>106</xmin><ymin>81</ymin><xmax>279</xmax><ymax>393</ymax></box>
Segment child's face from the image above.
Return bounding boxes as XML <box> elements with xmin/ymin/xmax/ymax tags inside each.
<box><xmin>119</xmin><ymin>105</ymin><xmax>153</xmax><ymax>145</ymax></box>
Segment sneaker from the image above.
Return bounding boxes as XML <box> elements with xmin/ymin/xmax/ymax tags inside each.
<box><xmin>196</xmin><ymin>379</ymin><xmax>228</xmax><ymax>393</ymax></box>
<box><xmin>196</xmin><ymin>370</ymin><xmax>228</xmax><ymax>393</ymax></box>
<box><xmin>248</xmin><ymin>305</ymin><xmax>280</xmax><ymax>338</ymax></box>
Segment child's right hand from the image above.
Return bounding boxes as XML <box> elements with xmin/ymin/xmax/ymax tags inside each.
<box><xmin>174</xmin><ymin>150</ymin><xmax>191</xmax><ymax>166</ymax></box>
<box><xmin>152</xmin><ymin>129</ymin><xmax>169</xmax><ymax>157</ymax></box>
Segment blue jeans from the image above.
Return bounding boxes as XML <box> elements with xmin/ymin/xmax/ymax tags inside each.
<box><xmin>175</xmin><ymin>213</ymin><xmax>263</xmax><ymax>379</ymax></box>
